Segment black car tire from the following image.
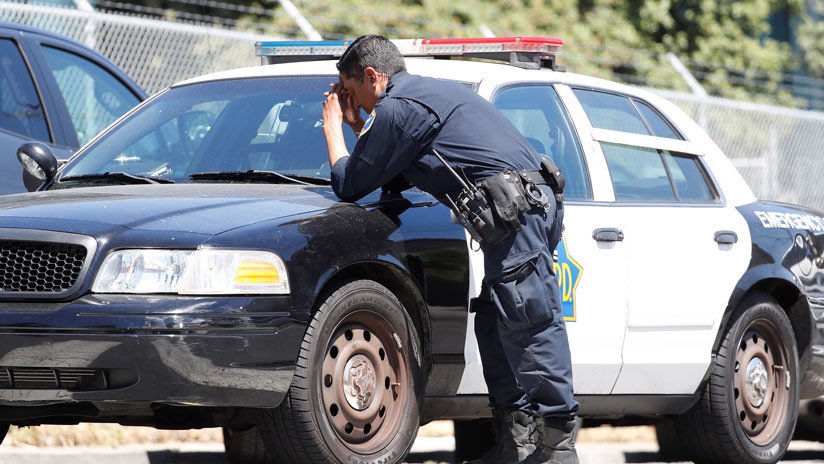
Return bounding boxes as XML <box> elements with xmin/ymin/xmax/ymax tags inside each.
<box><xmin>0</xmin><ymin>423</ymin><xmax>7</xmax><ymax>444</ymax></box>
<box><xmin>257</xmin><ymin>279</ymin><xmax>423</xmax><ymax>464</ymax></box>
<box><xmin>453</xmin><ymin>419</ymin><xmax>495</xmax><ymax>461</ymax></box>
<box><xmin>223</xmin><ymin>426</ymin><xmax>270</xmax><ymax>463</ymax></box>
<box><xmin>674</xmin><ymin>292</ymin><xmax>798</xmax><ymax>464</ymax></box>
<box><xmin>654</xmin><ymin>419</ymin><xmax>689</xmax><ymax>462</ymax></box>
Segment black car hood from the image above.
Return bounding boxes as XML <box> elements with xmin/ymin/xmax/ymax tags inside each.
<box><xmin>0</xmin><ymin>184</ymin><xmax>341</xmax><ymax>236</ymax></box>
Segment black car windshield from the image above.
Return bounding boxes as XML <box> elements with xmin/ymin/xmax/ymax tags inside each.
<box><xmin>57</xmin><ymin>76</ymin><xmax>356</xmax><ymax>185</ymax></box>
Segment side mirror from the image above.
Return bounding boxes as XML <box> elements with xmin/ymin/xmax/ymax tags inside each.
<box><xmin>17</xmin><ymin>142</ymin><xmax>58</xmax><ymax>190</ymax></box>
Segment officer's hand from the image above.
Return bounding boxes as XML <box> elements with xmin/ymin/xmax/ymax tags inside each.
<box><xmin>339</xmin><ymin>88</ymin><xmax>364</xmax><ymax>131</ymax></box>
<box><xmin>327</xmin><ymin>83</ymin><xmax>364</xmax><ymax>134</ymax></box>
<box><xmin>322</xmin><ymin>85</ymin><xmax>344</xmax><ymax>127</ymax></box>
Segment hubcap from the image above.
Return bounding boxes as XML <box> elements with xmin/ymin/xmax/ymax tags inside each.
<box><xmin>733</xmin><ymin>322</ymin><xmax>792</xmax><ymax>446</ymax></box>
<box><xmin>343</xmin><ymin>354</ymin><xmax>377</xmax><ymax>410</ymax></box>
<box><xmin>745</xmin><ymin>358</ymin><xmax>769</xmax><ymax>407</ymax></box>
<box><xmin>318</xmin><ymin>313</ymin><xmax>411</xmax><ymax>454</ymax></box>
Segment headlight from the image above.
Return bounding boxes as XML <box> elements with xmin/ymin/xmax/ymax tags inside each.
<box><xmin>178</xmin><ymin>249</ymin><xmax>290</xmax><ymax>295</ymax></box>
<box><xmin>92</xmin><ymin>249</ymin><xmax>290</xmax><ymax>295</ymax></box>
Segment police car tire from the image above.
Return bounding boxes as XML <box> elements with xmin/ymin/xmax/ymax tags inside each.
<box><xmin>654</xmin><ymin>419</ymin><xmax>689</xmax><ymax>461</ymax></box>
<box><xmin>674</xmin><ymin>293</ymin><xmax>798</xmax><ymax>464</ymax></box>
<box><xmin>0</xmin><ymin>423</ymin><xmax>7</xmax><ymax>445</ymax></box>
<box><xmin>256</xmin><ymin>279</ymin><xmax>423</xmax><ymax>464</ymax></box>
<box><xmin>223</xmin><ymin>426</ymin><xmax>271</xmax><ymax>463</ymax></box>
<box><xmin>453</xmin><ymin>419</ymin><xmax>495</xmax><ymax>461</ymax></box>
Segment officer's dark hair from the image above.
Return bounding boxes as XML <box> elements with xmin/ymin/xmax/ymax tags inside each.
<box><xmin>336</xmin><ymin>35</ymin><xmax>406</xmax><ymax>83</ymax></box>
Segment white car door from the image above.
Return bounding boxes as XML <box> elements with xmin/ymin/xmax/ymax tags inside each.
<box><xmin>566</xmin><ymin>87</ymin><xmax>752</xmax><ymax>394</ymax></box>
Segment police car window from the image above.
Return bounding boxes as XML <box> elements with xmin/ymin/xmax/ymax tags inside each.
<box><xmin>602</xmin><ymin>144</ymin><xmax>716</xmax><ymax>202</ymax></box>
<box><xmin>633</xmin><ymin>99</ymin><xmax>681</xmax><ymax>139</ymax></box>
<box><xmin>573</xmin><ymin>89</ymin><xmax>683</xmax><ymax>140</ymax></box>
<box><xmin>493</xmin><ymin>85</ymin><xmax>591</xmax><ymax>200</ymax></box>
<box><xmin>41</xmin><ymin>46</ymin><xmax>140</xmax><ymax>146</ymax></box>
<box><xmin>61</xmin><ymin>77</ymin><xmax>356</xmax><ymax>183</ymax></box>
<box><xmin>602</xmin><ymin>143</ymin><xmax>675</xmax><ymax>200</ymax></box>
<box><xmin>0</xmin><ymin>39</ymin><xmax>49</xmax><ymax>141</ymax></box>
<box><xmin>663</xmin><ymin>151</ymin><xmax>716</xmax><ymax>201</ymax></box>
<box><xmin>572</xmin><ymin>89</ymin><xmax>649</xmax><ymax>136</ymax></box>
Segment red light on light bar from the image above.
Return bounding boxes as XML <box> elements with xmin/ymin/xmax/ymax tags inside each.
<box><xmin>425</xmin><ymin>37</ymin><xmax>564</xmax><ymax>46</ymax></box>
<box><xmin>415</xmin><ymin>36</ymin><xmax>563</xmax><ymax>57</ymax></box>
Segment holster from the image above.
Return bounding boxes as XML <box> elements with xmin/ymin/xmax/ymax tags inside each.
<box><xmin>540</xmin><ymin>158</ymin><xmax>565</xmax><ymax>202</ymax></box>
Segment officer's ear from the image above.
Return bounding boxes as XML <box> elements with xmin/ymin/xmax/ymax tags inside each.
<box><xmin>363</xmin><ymin>67</ymin><xmax>380</xmax><ymax>85</ymax></box>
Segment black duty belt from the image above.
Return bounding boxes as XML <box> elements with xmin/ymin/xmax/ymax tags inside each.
<box><xmin>432</xmin><ymin>148</ymin><xmax>566</xmax><ymax>247</ymax></box>
<box><xmin>521</xmin><ymin>170</ymin><xmax>548</xmax><ymax>185</ymax></box>
<box><xmin>519</xmin><ymin>157</ymin><xmax>565</xmax><ymax>202</ymax></box>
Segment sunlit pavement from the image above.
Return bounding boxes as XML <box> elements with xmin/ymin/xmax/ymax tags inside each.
<box><xmin>1</xmin><ymin>438</ymin><xmax>824</xmax><ymax>463</ymax></box>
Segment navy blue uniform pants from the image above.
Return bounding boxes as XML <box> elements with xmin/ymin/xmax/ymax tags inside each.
<box><xmin>474</xmin><ymin>187</ymin><xmax>579</xmax><ymax>418</ymax></box>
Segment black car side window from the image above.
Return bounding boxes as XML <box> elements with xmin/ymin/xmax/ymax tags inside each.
<box><xmin>493</xmin><ymin>85</ymin><xmax>592</xmax><ymax>200</ymax></box>
<box><xmin>41</xmin><ymin>46</ymin><xmax>140</xmax><ymax>146</ymax></box>
<box><xmin>0</xmin><ymin>39</ymin><xmax>49</xmax><ymax>141</ymax></box>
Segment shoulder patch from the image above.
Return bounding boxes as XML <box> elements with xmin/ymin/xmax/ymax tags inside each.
<box><xmin>358</xmin><ymin>110</ymin><xmax>376</xmax><ymax>138</ymax></box>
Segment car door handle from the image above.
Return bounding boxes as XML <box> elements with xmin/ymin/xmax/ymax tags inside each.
<box><xmin>714</xmin><ymin>230</ymin><xmax>738</xmax><ymax>245</ymax></box>
<box><xmin>593</xmin><ymin>228</ymin><xmax>624</xmax><ymax>242</ymax></box>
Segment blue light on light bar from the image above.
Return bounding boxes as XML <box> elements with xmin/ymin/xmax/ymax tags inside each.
<box><xmin>255</xmin><ymin>40</ymin><xmax>350</xmax><ymax>58</ymax></box>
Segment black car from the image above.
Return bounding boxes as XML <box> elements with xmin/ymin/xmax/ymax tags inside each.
<box><xmin>2</xmin><ymin>38</ymin><xmax>824</xmax><ymax>464</ymax></box>
<box><xmin>0</xmin><ymin>20</ymin><xmax>145</xmax><ymax>194</ymax></box>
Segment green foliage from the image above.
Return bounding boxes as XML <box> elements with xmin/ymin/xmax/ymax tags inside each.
<box><xmin>798</xmin><ymin>15</ymin><xmax>824</xmax><ymax>78</ymax></box>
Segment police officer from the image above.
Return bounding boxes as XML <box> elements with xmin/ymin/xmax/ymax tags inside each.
<box><xmin>322</xmin><ymin>35</ymin><xmax>579</xmax><ymax>464</ymax></box>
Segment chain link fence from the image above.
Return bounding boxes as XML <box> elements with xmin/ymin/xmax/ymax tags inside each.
<box><xmin>2</xmin><ymin>3</ymin><xmax>823</xmax><ymax>210</ymax></box>
<box><xmin>0</xmin><ymin>2</ymin><xmax>275</xmax><ymax>94</ymax></box>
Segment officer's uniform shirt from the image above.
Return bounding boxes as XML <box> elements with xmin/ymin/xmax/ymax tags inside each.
<box><xmin>331</xmin><ymin>71</ymin><xmax>542</xmax><ymax>202</ymax></box>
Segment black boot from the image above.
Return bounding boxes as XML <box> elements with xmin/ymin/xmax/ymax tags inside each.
<box><xmin>523</xmin><ymin>417</ymin><xmax>580</xmax><ymax>464</ymax></box>
<box><xmin>466</xmin><ymin>410</ymin><xmax>539</xmax><ymax>463</ymax></box>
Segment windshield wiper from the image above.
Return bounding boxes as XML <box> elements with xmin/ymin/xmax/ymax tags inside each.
<box><xmin>59</xmin><ymin>172</ymin><xmax>175</xmax><ymax>185</ymax></box>
<box><xmin>189</xmin><ymin>170</ymin><xmax>330</xmax><ymax>186</ymax></box>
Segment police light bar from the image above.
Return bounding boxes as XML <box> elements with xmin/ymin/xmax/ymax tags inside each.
<box><xmin>256</xmin><ymin>37</ymin><xmax>564</xmax><ymax>70</ymax></box>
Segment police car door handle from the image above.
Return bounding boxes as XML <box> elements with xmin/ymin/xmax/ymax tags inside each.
<box><xmin>714</xmin><ymin>230</ymin><xmax>738</xmax><ymax>245</ymax></box>
<box><xmin>592</xmin><ymin>228</ymin><xmax>624</xmax><ymax>242</ymax></box>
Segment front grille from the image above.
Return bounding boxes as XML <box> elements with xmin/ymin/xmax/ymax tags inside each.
<box><xmin>0</xmin><ymin>367</ymin><xmax>106</xmax><ymax>390</ymax></box>
<box><xmin>0</xmin><ymin>241</ymin><xmax>87</xmax><ymax>293</ymax></box>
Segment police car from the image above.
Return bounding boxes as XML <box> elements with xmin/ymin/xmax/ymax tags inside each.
<box><xmin>1</xmin><ymin>37</ymin><xmax>822</xmax><ymax>464</ymax></box>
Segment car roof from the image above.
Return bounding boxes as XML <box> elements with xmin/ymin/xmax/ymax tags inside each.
<box><xmin>174</xmin><ymin>57</ymin><xmax>645</xmax><ymax>97</ymax></box>
<box><xmin>0</xmin><ymin>20</ymin><xmax>90</xmax><ymax>48</ymax></box>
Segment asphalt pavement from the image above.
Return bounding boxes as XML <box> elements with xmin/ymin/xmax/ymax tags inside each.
<box><xmin>1</xmin><ymin>438</ymin><xmax>824</xmax><ymax>464</ymax></box>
